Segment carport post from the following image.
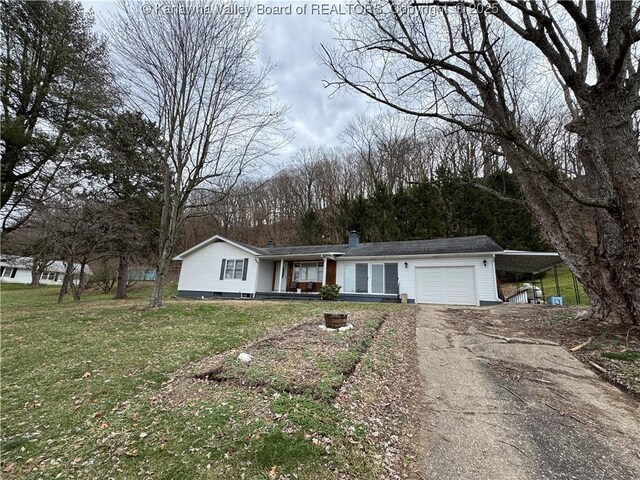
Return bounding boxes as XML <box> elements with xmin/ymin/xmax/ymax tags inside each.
<box><xmin>278</xmin><ymin>260</ymin><xmax>284</xmax><ymax>292</ymax></box>
<box><xmin>572</xmin><ymin>274</ymin><xmax>581</xmax><ymax>305</ymax></box>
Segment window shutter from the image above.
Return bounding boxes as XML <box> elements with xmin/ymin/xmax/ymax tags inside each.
<box><xmin>242</xmin><ymin>258</ymin><xmax>249</xmax><ymax>280</ymax></box>
<box><xmin>220</xmin><ymin>259</ymin><xmax>226</xmax><ymax>280</ymax></box>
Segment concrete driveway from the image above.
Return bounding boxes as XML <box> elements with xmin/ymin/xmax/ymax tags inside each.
<box><xmin>417</xmin><ymin>305</ymin><xmax>640</xmax><ymax>480</ymax></box>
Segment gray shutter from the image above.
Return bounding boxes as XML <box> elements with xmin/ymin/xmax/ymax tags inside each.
<box><xmin>219</xmin><ymin>259</ymin><xmax>226</xmax><ymax>280</ymax></box>
<box><xmin>384</xmin><ymin>263</ymin><xmax>399</xmax><ymax>294</ymax></box>
<box><xmin>355</xmin><ymin>263</ymin><xmax>368</xmax><ymax>293</ymax></box>
<box><xmin>242</xmin><ymin>258</ymin><xmax>249</xmax><ymax>280</ymax></box>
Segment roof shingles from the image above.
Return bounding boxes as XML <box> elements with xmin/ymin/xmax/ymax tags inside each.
<box><xmin>263</xmin><ymin>235</ymin><xmax>503</xmax><ymax>257</ymax></box>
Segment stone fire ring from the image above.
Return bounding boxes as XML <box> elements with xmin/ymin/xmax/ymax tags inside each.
<box><xmin>318</xmin><ymin>323</ymin><xmax>353</xmax><ymax>333</ymax></box>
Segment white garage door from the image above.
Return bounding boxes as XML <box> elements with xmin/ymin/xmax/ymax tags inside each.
<box><xmin>415</xmin><ymin>266</ymin><xmax>477</xmax><ymax>305</ymax></box>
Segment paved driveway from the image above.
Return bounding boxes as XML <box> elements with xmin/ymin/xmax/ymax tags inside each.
<box><xmin>417</xmin><ymin>305</ymin><xmax>640</xmax><ymax>480</ymax></box>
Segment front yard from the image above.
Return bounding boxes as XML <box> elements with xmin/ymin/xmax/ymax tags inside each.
<box><xmin>0</xmin><ymin>284</ymin><xmax>422</xmax><ymax>479</ymax></box>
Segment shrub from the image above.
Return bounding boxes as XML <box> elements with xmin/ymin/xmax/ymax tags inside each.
<box><xmin>320</xmin><ymin>284</ymin><xmax>341</xmax><ymax>300</ymax></box>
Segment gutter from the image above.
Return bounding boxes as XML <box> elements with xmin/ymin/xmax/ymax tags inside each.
<box><xmin>337</xmin><ymin>251</ymin><xmax>504</xmax><ymax>261</ymax></box>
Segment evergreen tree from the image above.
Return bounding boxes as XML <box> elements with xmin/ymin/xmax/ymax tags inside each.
<box><xmin>297</xmin><ymin>209</ymin><xmax>325</xmax><ymax>245</ymax></box>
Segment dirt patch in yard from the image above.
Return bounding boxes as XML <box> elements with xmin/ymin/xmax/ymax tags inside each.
<box><xmin>192</xmin><ymin>311</ymin><xmax>383</xmax><ymax>402</ymax></box>
<box><xmin>157</xmin><ymin>306</ymin><xmax>424</xmax><ymax>479</ymax></box>
<box><xmin>330</xmin><ymin>308</ymin><xmax>426</xmax><ymax>480</ymax></box>
<box><xmin>444</xmin><ymin>304</ymin><xmax>640</xmax><ymax>399</ymax></box>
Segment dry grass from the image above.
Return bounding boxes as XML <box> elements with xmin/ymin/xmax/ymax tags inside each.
<box><xmin>1</xmin><ymin>284</ymin><xmax>421</xmax><ymax>479</ymax></box>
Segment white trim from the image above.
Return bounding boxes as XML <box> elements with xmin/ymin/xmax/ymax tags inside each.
<box><xmin>278</xmin><ymin>259</ymin><xmax>284</xmax><ymax>292</ymax></box>
<box><xmin>322</xmin><ymin>256</ymin><xmax>328</xmax><ymax>286</ymax></box>
<box><xmin>253</xmin><ymin>258</ymin><xmax>260</xmax><ymax>293</ymax></box>
<box><xmin>491</xmin><ymin>254</ymin><xmax>501</xmax><ymax>302</ymax></box>
<box><xmin>173</xmin><ymin>235</ymin><xmax>262</xmax><ymax>260</ymax></box>
<box><xmin>500</xmin><ymin>250</ymin><xmax>559</xmax><ymax>256</ymax></box>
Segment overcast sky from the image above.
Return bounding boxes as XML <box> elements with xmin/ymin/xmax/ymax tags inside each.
<box><xmin>84</xmin><ymin>1</ymin><xmax>385</xmax><ymax>160</ymax></box>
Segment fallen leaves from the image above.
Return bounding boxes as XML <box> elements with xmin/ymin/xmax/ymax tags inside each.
<box><xmin>268</xmin><ymin>465</ymin><xmax>278</xmax><ymax>478</ymax></box>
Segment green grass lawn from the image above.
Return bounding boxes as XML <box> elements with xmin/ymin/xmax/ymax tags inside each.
<box><xmin>539</xmin><ymin>265</ymin><xmax>589</xmax><ymax>305</ymax></box>
<box><xmin>0</xmin><ymin>283</ymin><xmax>403</xmax><ymax>479</ymax></box>
<box><xmin>508</xmin><ymin>265</ymin><xmax>589</xmax><ymax>306</ymax></box>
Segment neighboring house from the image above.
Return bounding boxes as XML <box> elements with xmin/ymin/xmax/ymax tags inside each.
<box><xmin>174</xmin><ymin>232</ymin><xmax>513</xmax><ymax>305</ymax></box>
<box><xmin>0</xmin><ymin>256</ymin><xmax>93</xmax><ymax>285</ymax></box>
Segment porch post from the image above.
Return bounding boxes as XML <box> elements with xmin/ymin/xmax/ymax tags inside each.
<box><xmin>322</xmin><ymin>256</ymin><xmax>327</xmax><ymax>286</ymax></box>
<box><xmin>278</xmin><ymin>259</ymin><xmax>284</xmax><ymax>292</ymax></box>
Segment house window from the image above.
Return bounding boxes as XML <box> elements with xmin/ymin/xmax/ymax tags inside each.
<box><xmin>224</xmin><ymin>259</ymin><xmax>245</xmax><ymax>279</ymax></box>
<box><xmin>343</xmin><ymin>263</ymin><xmax>368</xmax><ymax>293</ymax></box>
<box><xmin>343</xmin><ymin>262</ymin><xmax>398</xmax><ymax>294</ymax></box>
<box><xmin>371</xmin><ymin>264</ymin><xmax>384</xmax><ymax>293</ymax></box>
<box><xmin>355</xmin><ymin>263</ymin><xmax>368</xmax><ymax>293</ymax></box>
<box><xmin>41</xmin><ymin>271</ymin><xmax>60</xmax><ymax>282</ymax></box>
<box><xmin>1</xmin><ymin>267</ymin><xmax>17</xmax><ymax>278</ymax></box>
<box><xmin>293</xmin><ymin>262</ymin><xmax>323</xmax><ymax>282</ymax></box>
<box><xmin>343</xmin><ymin>265</ymin><xmax>355</xmax><ymax>293</ymax></box>
<box><xmin>371</xmin><ymin>263</ymin><xmax>399</xmax><ymax>294</ymax></box>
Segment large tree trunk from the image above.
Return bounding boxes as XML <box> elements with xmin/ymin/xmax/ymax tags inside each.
<box><xmin>115</xmin><ymin>250</ymin><xmax>130</xmax><ymax>299</ymax></box>
<box><xmin>149</xmin><ymin>166</ymin><xmax>180</xmax><ymax>309</ymax></box>
<box><xmin>499</xmin><ymin>88</ymin><xmax>640</xmax><ymax>325</ymax></box>
<box><xmin>575</xmin><ymin>91</ymin><xmax>640</xmax><ymax>325</ymax></box>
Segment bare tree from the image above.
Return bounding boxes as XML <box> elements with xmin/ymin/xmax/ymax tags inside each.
<box><xmin>28</xmin><ymin>195</ymin><xmax>112</xmax><ymax>303</ymax></box>
<box><xmin>109</xmin><ymin>0</ymin><xmax>288</xmax><ymax>308</ymax></box>
<box><xmin>324</xmin><ymin>1</ymin><xmax>640</xmax><ymax>325</ymax></box>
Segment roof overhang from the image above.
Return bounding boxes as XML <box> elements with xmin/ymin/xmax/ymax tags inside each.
<box><xmin>495</xmin><ymin>250</ymin><xmax>562</xmax><ymax>275</ymax></box>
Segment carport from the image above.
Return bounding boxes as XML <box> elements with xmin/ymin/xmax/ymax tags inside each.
<box><xmin>494</xmin><ymin>250</ymin><xmax>568</xmax><ymax>302</ymax></box>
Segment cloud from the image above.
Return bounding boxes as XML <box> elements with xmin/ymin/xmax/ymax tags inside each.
<box><xmin>84</xmin><ymin>1</ymin><xmax>384</xmax><ymax>161</ymax></box>
<box><xmin>258</xmin><ymin>7</ymin><xmax>378</xmax><ymax>153</ymax></box>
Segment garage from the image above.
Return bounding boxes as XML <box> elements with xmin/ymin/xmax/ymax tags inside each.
<box><xmin>415</xmin><ymin>266</ymin><xmax>477</xmax><ymax>305</ymax></box>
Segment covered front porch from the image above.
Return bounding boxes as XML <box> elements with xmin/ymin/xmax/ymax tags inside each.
<box><xmin>257</xmin><ymin>255</ymin><xmax>338</xmax><ymax>294</ymax></box>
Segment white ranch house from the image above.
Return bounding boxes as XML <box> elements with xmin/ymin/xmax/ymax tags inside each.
<box><xmin>173</xmin><ymin>233</ymin><xmax>556</xmax><ymax>305</ymax></box>
<box><xmin>0</xmin><ymin>256</ymin><xmax>92</xmax><ymax>285</ymax></box>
